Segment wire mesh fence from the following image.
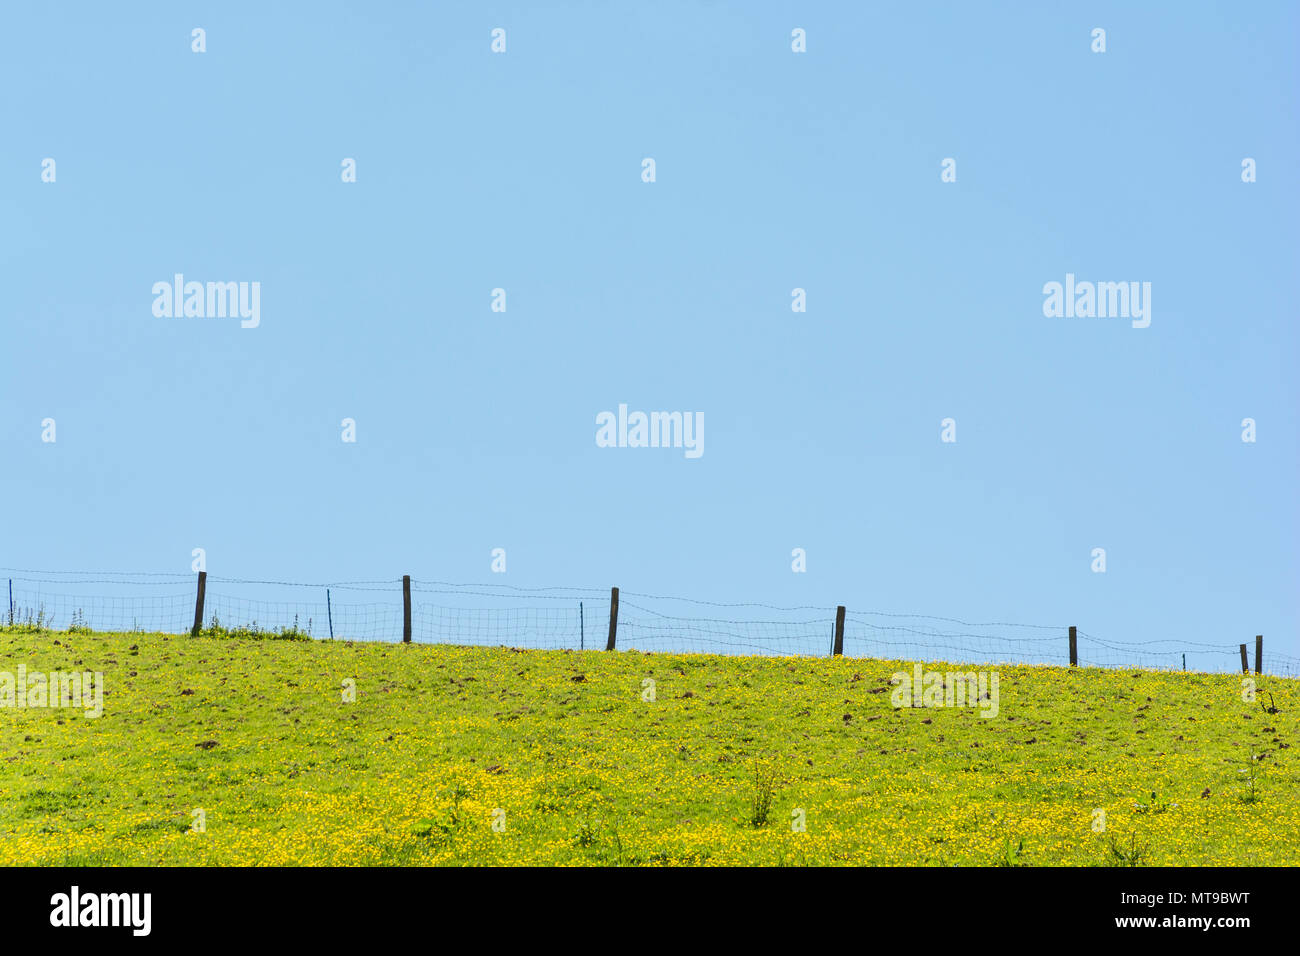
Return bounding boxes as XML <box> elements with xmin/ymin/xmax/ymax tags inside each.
<box><xmin>2</xmin><ymin>567</ymin><xmax>1297</xmax><ymax>678</ymax></box>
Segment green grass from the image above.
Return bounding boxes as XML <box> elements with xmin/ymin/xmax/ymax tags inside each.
<box><xmin>0</xmin><ymin>627</ymin><xmax>1296</xmax><ymax>865</ymax></box>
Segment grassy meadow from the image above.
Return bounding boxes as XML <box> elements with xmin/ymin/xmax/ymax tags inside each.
<box><xmin>0</xmin><ymin>628</ymin><xmax>1296</xmax><ymax>866</ymax></box>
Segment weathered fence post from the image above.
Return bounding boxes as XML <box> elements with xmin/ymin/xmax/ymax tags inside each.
<box><xmin>832</xmin><ymin>606</ymin><xmax>846</xmax><ymax>656</ymax></box>
<box><xmin>327</xmin><ymin>588</ymin><xmax>334</xmax><ymax>640</ymax></box>
<box><xmin>1239</xmin><ymin>643</ymin><xmax>1249</xmax><ymax>674</ymax></box>
<box><xmin>7</xmin><ymin>578</ymin><xmax>12</xmax><ymax>627</ymax></box>
<box><xmin>579</xmin><ymin>601</ymin><xmax>584</xmax><ymax>650</ymax></box>
<box><xmin>605</xmin><ymin>587</ymin><xmax>619</xmax><ymax>650</ymax></box>
<box><xmin>191</xmin><ymin>571</ymin><xmax>207</xmax><ymax>637</ymax></box>
<box><xmin>402</xmin><ymin>575</ymin><xmax>412</xmax><ymax>643</ymax></box>
<box><xmin>1255</xmin><ymin>635</ymin><xmax>1262</xmax><ymax>675</ymax></box>
<box><xmin>1068</xmin><ymin>626</ymin><xmax>1078</xmax><ymax>667</ymax></box>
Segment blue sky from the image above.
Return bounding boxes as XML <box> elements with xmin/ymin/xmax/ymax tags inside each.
<box><xmin>1</xmin><ymin>2</ymin><xmax>1296</xmax><ymax>663</ymax></box>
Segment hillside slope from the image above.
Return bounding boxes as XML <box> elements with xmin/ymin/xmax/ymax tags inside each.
<box><xmin>1</xmin><ymin>629</ymin><xmax>1296</xmax><ymax>865</ymax></box>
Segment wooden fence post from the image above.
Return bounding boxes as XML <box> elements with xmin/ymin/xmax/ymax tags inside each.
<box><xmin>191</xmin><ymin>571</ymin><xmax>207</xmax><ymax>636</ymax></box>
<box><xmin>402</xmin><ymin>575</ymin><xmax>412</xmax><ymax>643</ymax></box>
<box><xmin>1255</xmin><ymin>635</ymin><xmax>1262</xmax><ymax>675</ymax></box>
<box><xmin>1068</xmin><ymin>626</ymin><xmax>1078</xmax><ymax>667</ymax></box>
<box><xmin>1239</xmin><ymin>643</ymin><xmax>1249</xmax><ymax>674</ymax></box>
<box><xmin>832</xmin><ymin>606</ymin><xmax>846</xmax><ymax>656</ymax></box>
<box><xmin>605</xmin><ymin>587</ymin><xmax>619</xmax><ymax>651</ymax></box>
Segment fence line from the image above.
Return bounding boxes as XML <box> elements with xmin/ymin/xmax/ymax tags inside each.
<box><xmin>2</xmin><ymin>567</ymin><xmax>1297</xmax><ymax>678</ymax></box>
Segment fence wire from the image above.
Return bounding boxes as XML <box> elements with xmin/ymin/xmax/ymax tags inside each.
<box><xmin>1</xmin><ymin>569</ymin><xmax>1296</xmax><ymax>678</ymax></box>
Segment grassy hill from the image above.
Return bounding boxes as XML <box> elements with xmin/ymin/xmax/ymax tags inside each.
<box><xmin>1</xmin><ymin>628</ymin><xmax>1296</xmax><ymax>866</ymax></box>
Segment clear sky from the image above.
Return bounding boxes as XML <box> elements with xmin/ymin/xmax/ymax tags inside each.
<box><xmin>2</xmin><ymin>2</ymin><xmax>1296</xmax><ymax>663</ymax></box>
